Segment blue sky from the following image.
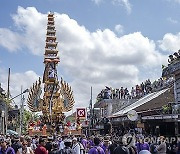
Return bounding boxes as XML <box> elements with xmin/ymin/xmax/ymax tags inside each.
<box><xmin>1</xmin><ymin>0</ymin><xmax>180</xmax><ymax>39</ymax></box>
<box><xmin>0</xmin><ymin>0</ymin><xmax>180</xmax><ymax>111</ymax></box>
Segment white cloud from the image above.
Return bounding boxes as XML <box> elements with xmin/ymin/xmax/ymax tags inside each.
<box><xmin>91</xmin><ymin>0</ymin><xmax>103</xmax><ymax>5</ymax></box>
<box><xmin>167</xmin><ymin>0</ymin><xmax>180</xmax><ymax>4</ymax></box>
<box><xmin>112</xmin><ymin>0</ymin><xmax>132</xmax><ymax>14</ymax></box>
<box><xmin>12</xmin><ymin>6</ymin><xmax>47</xmax><ymax>55</ymax></box>
<box><xmin>0</xmin><ymin>68</ymin><xmax>39</xmax><ymax>107</ymax></box>
<box><xmin>114</xmin><ymin>24</ymin><xmax>124</xmax><ymax>34</ymax></box>
<box><xmin>0</xmin><ymin>6</ymin><xmax>46</xmax><ymax>55</ymax></box>
<box><xmin>91</xmin><ymin>0</ymin><xmax>132</xmax><ymax>14</ymax></box>
<box><xmin>0</xmin><ymin>6</ymin><xmax>166</xmax><ymax>110</ymax></box>
<box><xmin>167</xmin><ymin>17</ymin><xmax>178</xmax><ymax>24</ymax></box>
<box><xmin>0</xmin><ymin>28</ymin><xmax>23</xmax><ymax>52</ymax></box>
<box><xmin>158</xmin><ymin>32</ymin><xmax>180</xmax><ymax>53</ymax></box>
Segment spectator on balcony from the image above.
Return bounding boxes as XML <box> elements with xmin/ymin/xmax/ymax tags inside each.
<box><xmin>145</xmin><ymin>79</ymin><xmax>152</xmax><ymax>94</ymax></box>
<box><xmin>152</xmin><ymin>80</ymin><xmax>158</xmax><ymax>90</ymax></box>
<box><xmin>131</xmin><ymin>87</ymin><xmax>136</xmax><ymax>99</ymax></box>
<box><xmin>140</xmin><ymin>82</ymin><xmax>145</xmax><ymax>96</ymax></box>
<box><xmin>103</xmin><ymin>87</ymin><xmax>111</xmax><ymax>99</ymax></box>
<box><xmin>168</xmin><ymin>55</ymin><xmax>174</xmax><ymax>64</ymax></box>
<box><xmin>108</xmin><ymin>88</ymin><xmax>112</xmax><ymax>99</ymax></box>
<box><xmin>120</xmin><ymin>87</ymin><xmax>124</xmax><ymax>99</ymax></box>
<box><xmin>158</xmin><ymin>78</ymin><xmax>163</xmax><ymax>87</ymax></box>
<box><xmin>124</xmin><ymin>88</ymin><xmax>129</xmax><ymax>99</ymax></box>
<box><xmin>104</xmin><ymin>90</ymin><xmax>109</xmax><ymax>99</ymax></box>
<box><xmin>115</xmin><ymin>89</ymin><xmax>119</xmax><ymax>99</ymax></box>
<box><xmin>112</xmin><ymin>89</ymin><xmax>116</xmax><ymax>99</ymax></box>
<box><xmin>173</xmin><ymin>52</ymin><xmax>180</xmax><ymax>60</ymax></box>
<box><xmin>136</xmin><ymin>85</ymin><xmax>140</xmax><ymax>98</ymax></box>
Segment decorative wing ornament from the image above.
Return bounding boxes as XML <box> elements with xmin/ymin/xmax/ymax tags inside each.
<box><xmin>60</xmin><ymin>78</ymin><xmax>75</xmax><ymax>112</ymax></box>
<box><xmin>27</xmin><ymin>77</ymin><xmax>42</xmax><ymax>112</ymax></box>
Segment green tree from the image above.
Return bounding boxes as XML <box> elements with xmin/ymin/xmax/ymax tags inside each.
<box><xmin>22</xmin><ymin>110</ymin><xmax>41</xmax><ymax>134</ymax></box>
<box><xmin>22</xmin><ymin>109</ymin><xmax>32</xmax><ymax>134</ymax></box>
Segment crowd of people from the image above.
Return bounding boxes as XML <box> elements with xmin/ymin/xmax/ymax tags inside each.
<box><xmin>0</xmin><ymin>131</ymin><xmax>179</xmax><ymax>154</ymax></box>
<box><xmin>96</xmin><ymin>77</ymin><xmax>174</xmax><ymax>103</ymax></box>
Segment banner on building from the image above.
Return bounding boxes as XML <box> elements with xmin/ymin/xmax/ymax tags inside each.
<box><xmin>76</xmin><ymin>108</ymin><xmax>86</xmax><ymax>119</ymax></box>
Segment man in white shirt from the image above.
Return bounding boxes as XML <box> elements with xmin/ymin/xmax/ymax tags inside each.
<box><xmin>72</xmin><ymin>138</ymin><xmax>80</xmax><ymax>154</ymax></box>
<box><xmin>59</xmin><ymin>138</ymin><xmax>65</xmax><ymax>150</ymax></box>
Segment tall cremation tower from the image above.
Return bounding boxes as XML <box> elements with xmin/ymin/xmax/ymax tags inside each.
<box><xmin>27</xmin><ymin>12</ymin><xmax>75</xmax><ymax>124</ymax></box>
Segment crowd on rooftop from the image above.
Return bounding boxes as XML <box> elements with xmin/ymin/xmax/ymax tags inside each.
<box><xmin>96</xmin><ymin>77</ymin><xmax>174</xmax><ymax>103</ymax></box>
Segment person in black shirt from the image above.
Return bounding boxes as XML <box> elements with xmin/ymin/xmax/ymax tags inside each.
<box><xmin>49</xmin><ymin>142</ymin><xmax>60</xmax><ymax>154</ymax></box>
<box><xmin>113</xmin><ymin>136</ymin><xmax>129</xmax><ymax>154</ymax></box>
<box><xmin>11</xmin><ymin>137</ymin><xmax>22</xmax><ymax>153</ymax></box>
<box><xmin>108</xmin><ymin>141</ymin><xmax>118</xmax><ymax>154</ymax></box>
<box><xmin>45</xmin><ymin>136</ymin><xmax>53</xmax><ymax>153</ymax></box>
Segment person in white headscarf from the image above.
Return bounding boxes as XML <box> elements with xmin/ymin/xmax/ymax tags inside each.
<box><xmin>72</xmin><ymin>138</ymin><xmax>80</xmax><ymax>154</ymax></box>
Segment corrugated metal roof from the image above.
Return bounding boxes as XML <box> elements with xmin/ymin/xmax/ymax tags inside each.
<box><xmin>113</xmin><ymin>88</ymin><xmax>170</xmax><ymax>116</ymax></box>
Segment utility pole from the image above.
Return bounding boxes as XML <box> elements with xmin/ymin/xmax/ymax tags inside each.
<box><xmin>5</xmin><ymin>68</ymin><xmax>10</xmax><ymax>135</ymax></box>
<box><xmin>21</xmin><ymin>95</ymin><xmax>25</xmax><ymax>135</ymax></box>
<box><xmin>90</xmin><ymin>86</ymin><xmax>92</xmax><ymax>110</ymax></box>
<box><xmin>88</xmin><ymin>87</ymin><xmax>93</xmax><ymax>136</ymax></box>
<box><xmin>19</xmin><ymin>87</ymin><xmax>26</xmax><ymax>136</ymax></box>
<box><xmin>90</xmin><ymin>87</ymin><xmax>93</xmax><ymax>129</ymax></box>
<box><xmin>1</xmin><ymin>111</ymin><xmax>5</xmax><ymax>135</ymax></box>
<box><xmin>19</xmin><ymin>86</ymin><xmax>23</xmax><ymax>136</ymax></box>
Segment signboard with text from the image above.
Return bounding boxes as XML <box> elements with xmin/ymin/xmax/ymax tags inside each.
<box><xmin>76</xmin><ymin>108</ymin><xmax>86</xmax><ymax>119</ymax></box>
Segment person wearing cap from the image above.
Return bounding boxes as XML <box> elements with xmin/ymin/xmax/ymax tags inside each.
<box><xmin>72</xmin><ymin>137</ymin><xmax>80</xmax><ymax>154</ymax></box>
<box><xmin>0</xmin><ymin>138</ymin><xmax>15</xmax><ymax>154</ymax></box>
<box><xmin>88</xmin><ymin>137</ymin><xmax>105</xmax><ymax>154</ymax></box>
<box><xmin>35</xmin><ymin>138</ymin><xmax>48</xmax><ymax>154</ymax></box>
